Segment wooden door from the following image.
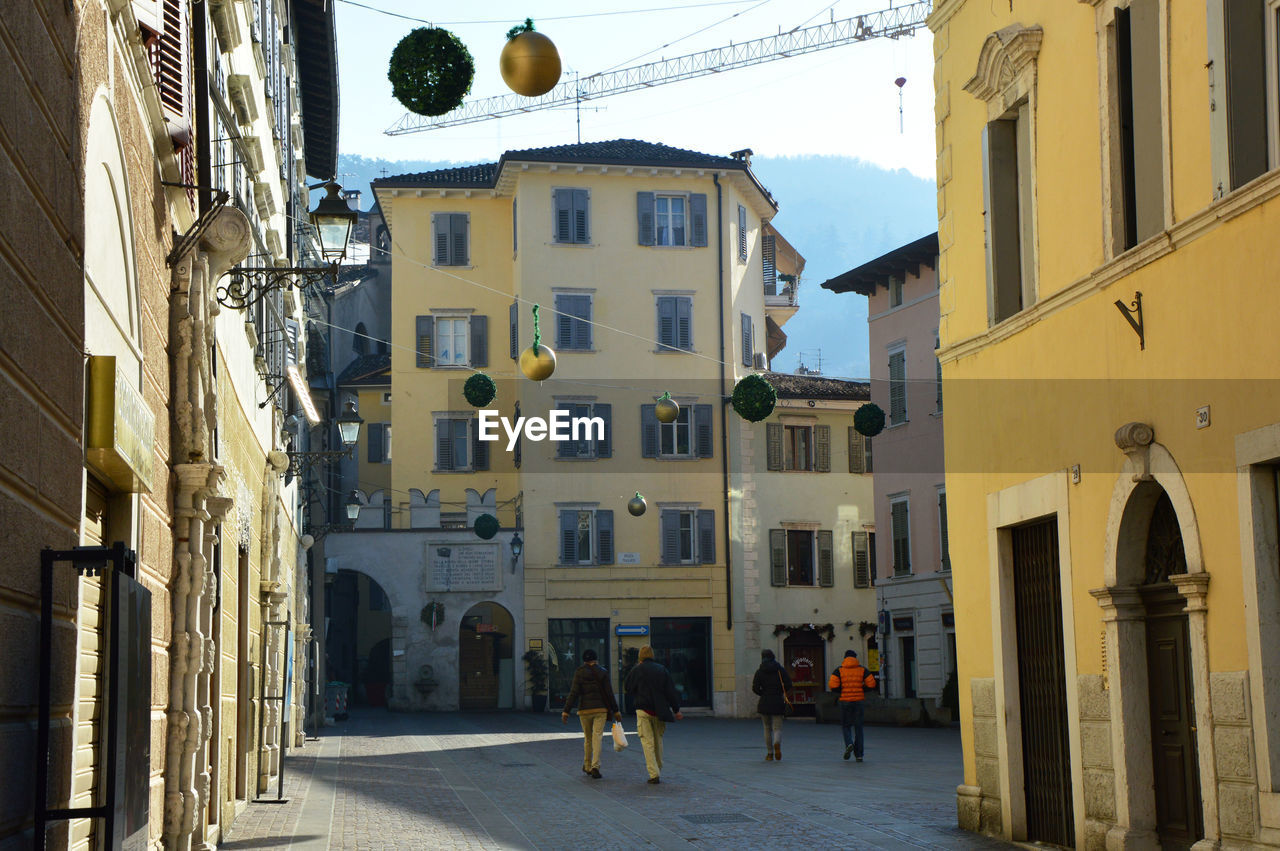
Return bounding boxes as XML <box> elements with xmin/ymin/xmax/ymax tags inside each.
<box><xmin>1011</xmin><ymin>518</ymin><xmax>1074</xmax><ymax>848</ymax></box>
<box><xmin>459</xmin><ymin>633</ymin><xmax>498</xmax><ymax>710</ymax></box>
<box><xmin>1145</xmin><ymin>596</ymin><xmax>1203</xmax><ymax>849</ymax></box>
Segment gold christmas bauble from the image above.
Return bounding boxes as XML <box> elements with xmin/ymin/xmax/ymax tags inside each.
<box><xmin>519</xmin><ymin>344</ymin><xmax>557</xmax><ymax>381</ymax></box>
<box><xmin>500</xmin><ymin>31</ymin><xmax>561</xmax><ymax>97</ymax></box>
<box><xmin>627</xmin><ymin>493</ymin><xmax>647</xmax><ymax>517</ymax></box>
<box><xmin>655</xmin><ymin>395</ymin><xmax>680</xmax><ymax>424</ymax></box>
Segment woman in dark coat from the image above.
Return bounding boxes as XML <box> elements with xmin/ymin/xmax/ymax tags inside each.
<box><xmin>751</xmin><ymin>649</ymin><xmax>792</xmax><ymax>761</ymax></box>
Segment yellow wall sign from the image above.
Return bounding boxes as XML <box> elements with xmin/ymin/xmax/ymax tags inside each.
<box><xmin>867</xmin><ymin>648</ymin><xmax>880</xmax><ymax>673</ymax></box>
<box><xmin>86</xmin><ymin>356</ymin><xmax>155</xmax><ymax>493</ymax></box>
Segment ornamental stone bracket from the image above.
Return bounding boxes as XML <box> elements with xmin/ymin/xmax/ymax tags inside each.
<box><xmin>1115</xmin><ymin>422</ymin><xmax>1156</xmax><ymax>482</ymax></box>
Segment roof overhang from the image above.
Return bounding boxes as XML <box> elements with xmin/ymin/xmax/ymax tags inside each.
<box><xmin>821</xmin><ymin>232</ymin><xmax>939</xmax><ymax>296</ymax></box>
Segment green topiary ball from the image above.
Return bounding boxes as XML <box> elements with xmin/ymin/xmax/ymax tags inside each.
<box><xmin>731</xmin><ymin>374</ymin><xmax>777</xmax><ymax>423</ymax></box>
<box><xmin>474</xmin><ymin>513</ymin><xmax>500</xmax><ymax>540</ymax></box>
<box><xmin>463</xmin><ymin>372</ymin><xmax>496</xmax><ymax>407</ymax></box>
<box><xmin>853</xmin><ymin>402</ymin><xmax>886</xmax><ymax>437</ymax></box>
<box><xmin>388</xmin><ymin>27</ymin><xmax>475</xmax><ymax>117</ymax></box>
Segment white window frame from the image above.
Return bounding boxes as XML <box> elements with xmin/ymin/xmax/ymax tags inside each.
<box><xmin>434</xmin><ymin>315</ymin><xmax>470</xmax><ymax>368</ymax></box>
<box><xmin>676</xmin><ymin>509</ymin><xmax>697</xmax><ymax>564</ymax></box>
<box><xmin>659</xmin><ymin>405</ymin><xmax>694</xmax><ymax>459</ymax></box>
<box><xmin>655</xmin><ymin>193</ymin><xmax>689</xmax><ymax>247</ymax></box>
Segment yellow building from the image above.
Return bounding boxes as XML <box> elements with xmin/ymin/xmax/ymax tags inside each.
<box><xmin>933</xmin><ymin>1</ymin><xmax>1280</xmax><ymax>847</ymax></box>
<box><xmin>371</xmin><ymin>140</ymin><xmax>781</xmax><ymax>715</ymax></box>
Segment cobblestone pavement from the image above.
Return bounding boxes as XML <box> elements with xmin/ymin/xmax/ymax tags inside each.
<box><xmin>222</xmin><ymin>708</ymin><xmax>1012</xmax><ymax>850</ymax></box>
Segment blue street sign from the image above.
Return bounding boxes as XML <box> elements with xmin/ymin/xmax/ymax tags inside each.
<box><xmin>615</xmin><ymin>625</ymin><xmax>649</xmax><ymax>636</ymax></box>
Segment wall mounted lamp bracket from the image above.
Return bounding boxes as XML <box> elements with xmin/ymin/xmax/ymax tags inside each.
<box><xmin>1114</xmin><ymin>291</ymin><xmax>1144</xmax><ymax>350</ymax></box>
<box><xmin>216</xmin><ymin>262</ymin><xmax>339</xmax><ymax>310</ymax></box>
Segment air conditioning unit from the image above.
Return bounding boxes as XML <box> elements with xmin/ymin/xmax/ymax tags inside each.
<box><xmin>752</xmin><ymin>353</ymin><xmax>767</xmax><ymax>369</ymax></box>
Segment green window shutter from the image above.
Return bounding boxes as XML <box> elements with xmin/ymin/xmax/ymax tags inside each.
<box><xmin>766</xmin><ymin>423</ymin><xmax>783</xmax><ymax>471</ymax></box>
<box><xmin>737</xmin><ymin>204</ymin><xmax>747</xmax><ymax>261</ymax></box>
<box><xmin>509</xmin><ymin>301</ymin><xmax>518</xmax><ymax>360</ymax></box>
<box><xmin>690</xmin><ymin>193</ymin><xmax>707</xmax><ymax>247</ymax></box>
<box><xmin>891</xmin><ymin>500</ymin><xmax>910</xmax><ymax>574</ymax></box>
<box><xmin>416</xmin><ymin>315</ymin><xmax>433</xmax><ymax>368</ymax></box>
<box><xmin>817</xmin><ymin>530</ymin><xmax>834</xmax><ymax>587</ymax></box>
<box><xmin>469</xmin><ymin>315</ymin><xmax>487</xmax><ymax>367</ymax></box>
<box><xmin>848</xmin><ymin>427</ymin><xmax>865</xmax><ymax>474</ymax></box>
<box><xmin>814</xmin><ymin>425</ymin><xmax>831</xmax><ymax>472</ymax></box>
<box><xmin>770</xmin><ymin>529</ymin><xmax>787</xmax><ymax>586</ymax></box>
<box><xmin>637</xmin><ymin>192</ymin><xmax>656</xmax><ymax>245</ymax></box>
<box><xmin>853</xmin><ymin>531</ymin><xmax>870</xmax><ymax>588</ymax></box>
<box><xmin>741</xmin><ymin>313</ymin><xmax>752</xmax><ymax>367</ymax></box>
<box><xmin>889</xmin><ymin>350</ymin><xmax>906</xmax><ymax>424</ymax></box>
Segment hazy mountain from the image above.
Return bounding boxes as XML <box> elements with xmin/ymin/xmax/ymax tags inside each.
<box><xmin>337</xmin><ymin>153</ymin><xmax>937</xmax><ymax>379</ymax></box>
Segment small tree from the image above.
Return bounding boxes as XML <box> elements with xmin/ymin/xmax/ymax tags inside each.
<box><xmin>522</xmin><ymin>649</ymin><xmax>548</xmax><ymax>695</ymax></box>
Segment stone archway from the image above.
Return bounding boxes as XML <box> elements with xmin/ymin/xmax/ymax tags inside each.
<box><xmin>1092</xmin><ymin>423</ymin><xmax>1217</xmax><ymax>848</ymax></box>
<box><xmin>328</xmin><ymin>570</ymin><xmax>394</xmax><ymax>707</ymax></box>
<box><xmin>458</xmin><ymin>602</ymin><xmax>515</xmax><ymax>710</ymax></box>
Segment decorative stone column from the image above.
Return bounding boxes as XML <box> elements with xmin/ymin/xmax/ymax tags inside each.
<box><xmin>1172</xmin><ymin>571</ymin><xmax>1221</xmax><ymax>849</ymax></box>
<box><xmin>163</xmin><ymin>206</ymin><xmax>251</xmax><ymax>851</ymax></box>
<box><xmin>1090</xmin><ymin>585</ymin><xmax>1159</xmax><ymax>849</ymax></box>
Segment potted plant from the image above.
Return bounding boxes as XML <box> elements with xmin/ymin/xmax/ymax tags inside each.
<box><xmin>522</xmin><ymin>649</ymin><xmax>548</xmax><ymax>712</ymax></box>
<box><xmin>618</xmin><ymin>646</ymin><xmax>640</xmax><ymax>715</ymax></box>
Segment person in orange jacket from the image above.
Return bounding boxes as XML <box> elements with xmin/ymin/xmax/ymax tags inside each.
<box><xmin>829</xmin><ymin>649</ymin><xmax>877</xmax><ymax>761</ymax></box>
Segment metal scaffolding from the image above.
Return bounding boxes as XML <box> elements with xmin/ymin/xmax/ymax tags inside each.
<box><xmin>384</xmin><ymin>1</ymin><xmax>932</xmax><ymax>135</ymax></box>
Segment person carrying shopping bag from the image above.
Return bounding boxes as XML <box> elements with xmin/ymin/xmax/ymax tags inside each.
<box><xmin>623</xmin><ymin>645</ymin><xmax>683</xmax><ymax>784</ymax></box>
<box><xmin>751</xmin><ymin>649</ymin><xmax>793</xmax><ymax>761</ymax></box>
<box><xmin>561</xmin><ymin>649</ymin><xmax>621</xmax><ymax>779</ymax></box>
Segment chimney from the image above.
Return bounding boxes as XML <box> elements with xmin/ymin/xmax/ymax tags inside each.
<box><xmin>729</xmin><ymin>148</ymin><xmax>754</xmax><ymax>166</ymax></box>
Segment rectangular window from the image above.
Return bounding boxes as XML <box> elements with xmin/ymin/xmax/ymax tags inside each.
<box><xmin>1216</xmin><ymin>0</ymin><xmax>1272</xmax><ymax>192</ymax></box>
<box><xmin>432</xmin><ymin>213</ymin><xmax>469</xmax><ymax>266</ymax></box>
<box><xmin>555</xmin><ymin>294</ymin><xmax>592</xmax><ymax>350</ymax></box>
<box><xmin>784</xmin><ymin>425</ymin><xmax>812</xmax><ymax>471</ymax></box>
<box><xmin>889</xmin><ymin>275</ymin><xmax>904</xmax><ymax>308</ymax></box>
<box><xmin>554</xmin><ymin>402</ymin><xmax>611</xmax><ymax>459</ymax></box>
<box><xmin>643</xmin><ymin>403</ymin><xmax>712</xmax><ymax>459</ymax></box>
<box><xmin>1113</xmin><ymin>0</ymin><xmax>1165</xmax><ymax>250</ymax></box>
<box><xmin>434</xmin><ymin>417</ymin><xmax>488</xmax><ymax>471</ymax></box>
<box><xmin>982</xmin><ymin>101</ymin><xmax>1035</xmax><ymax>323</ymax></box>
<box><xmin>660</xmin><ymin>407</ymin><xmax>692</xmax><ymax>458</ymax></box>
<box><xmin>890</xmin><ymin>497</ymin><xmax>911</xmax><ymax>576</ymax></box>
<box><xmin>553</xmin><ymin>188</ymin><xmax>590</xmax><ymax>244</ymax></box>
<box><xmin>655</xmin><ymin>195</ymin><xmax>687</xmax><ymax>246</ymax></box>
<box><xmin>737</xmin><ymin>204</ymin><xmax>748</xmax><ymax>261</ymax></box>
<box><xmin>435</xmin><ymin>317</ymin><xmax>469</xmax><ymax>367</ymax></box>
<box><xmin>768</xmin><ymin>529</ymin><xmax>832</xmax><ymax>587</ymax></box>
<box><xmin>559</xmin><ymin>508</ymin><xmax>614</xmax><ymax>564</ymax></box>
<box><xmin>938</xmin><ymin>489</ymin><xmax>951</xmax><ymax>571</ymax></box>
<box><xmin>661</xmin><ymin>508</ymin><xmax>716</xmax><ymax>564</ymax></box>
<box><xmin>888</xmin><ymin>347</ymin><xmax>907</xmax><ymax>425</ymax></box>
<box><xmin>656</xmin><ymin>296</ymin><xmax>693</xmax><ymax>351</ymax></box>
<box><xmin>787</xmin><ymin>530</ymin><xmax>814</xmax><ymax>586</ymax></box>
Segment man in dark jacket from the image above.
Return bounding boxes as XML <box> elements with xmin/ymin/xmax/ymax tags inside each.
<box><xmin>561</xmin><ymin>649</ymin><xmax>621</xmax><ymax>778</ymax></box>
<box><xmin>751</xmin><ymin>649</ymin><xmax>792</xmax><ymax>761</ymax></box>
<box><xmin>623</xmin><ymin>645</ymin><xmax>682</xmax><ymax>783</ymax></box>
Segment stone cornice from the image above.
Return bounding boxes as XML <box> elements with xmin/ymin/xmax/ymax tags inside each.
<box><xmin>963</xmin><ymin>25</ymin><xmax>1044</xmax><ymax>103</ymax></box>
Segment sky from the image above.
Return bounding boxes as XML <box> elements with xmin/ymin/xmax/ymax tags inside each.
<box><xmin>333</xmin><ymin>0</ymin><xmax>937</xmax><ymax>178</ymax></box>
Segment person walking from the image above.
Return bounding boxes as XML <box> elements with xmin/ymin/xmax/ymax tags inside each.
<box><xmin>561</xmin><ymin>648</ymin><xmax>621</xmax><ymax>779</ymax></box>
<box><xmin>751</xmin><ymin>649</ymin><xmax>792</xmax><ymax>762</ymax></box>
<box><xmin>829</xmin><ymin>649</ymin><xmax>877</xmax><ymax>761</ymax></box>
<box><xmin>623</xmin><ymin>645</ymin><xmax>682</xmax><ymax>784</ymax></box>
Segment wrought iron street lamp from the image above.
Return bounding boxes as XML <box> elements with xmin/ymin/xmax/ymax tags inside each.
<box><xmin>284</xmin><ymin>400</ymin><xmax>364</xmax><ymax>475</ymax></box>
<box><xmin>216</xmin><ymin>180</ymin><xmax>359</xmax><ymax>309</ymax></box>
<box><xmin>509</xmin><ymin>532</ymin><xmax>523</xmax><ymax>573</ymax></box>
<box><xmin>345</xmin><ymin>491</ymin><xmax>362</xmax><ymax>522</ymax></box>
<box><xmin>335</xmin><ymin>400</ymin><xmax>363</xmax><ymax>448</ymax></box>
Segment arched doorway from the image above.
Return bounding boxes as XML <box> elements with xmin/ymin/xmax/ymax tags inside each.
<box><xmin>459</xmin><ymin>602</ymin><xmax>515</xmax><ymax>710</ymax></box>
<box><xmin>1138</xmin><ymin>490</ymin><xmax>1203</xmax><ymax>847</ymax></box>
<box><xmin>782</xmin><ymin>629</ymin><xmax>826</xmax><ymax>717</ymax></box>
<box><xmin>326</xmin><ymin>570</ymin><xmax>393</xmax><ymax>707</ymax></box>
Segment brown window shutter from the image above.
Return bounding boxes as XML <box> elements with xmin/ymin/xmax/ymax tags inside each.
<box><xmin>153</xmin><ymin>0</ymin><xmax>186</xmax><ymax>117</ymax></box>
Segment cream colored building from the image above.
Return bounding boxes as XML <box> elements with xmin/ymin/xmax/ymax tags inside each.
<box><xmin>933</xmin><ymin>0</ymin><xmax>1280</xmax><ymax>847</ymax></box>
<box><xmin>366</xmin><ymin>140</ymin><xmax>783</xmax><ymax>716</ymax></box>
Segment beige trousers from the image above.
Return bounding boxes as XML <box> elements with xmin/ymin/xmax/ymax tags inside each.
<box><xmin>579</xmin><ymin>711</ymin><xmax>607</xmax><ymax>770</ymax></box>
<box><xmin>635</xmin><ymin>713</ymin><xmax>666</xmax><ymax>779</ymax></box>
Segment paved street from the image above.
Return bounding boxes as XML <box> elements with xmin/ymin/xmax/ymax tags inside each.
<box><xmin>222</xmin><ymin>709</ymin><xmax>1010</xmax><ymax>850</ymax></box>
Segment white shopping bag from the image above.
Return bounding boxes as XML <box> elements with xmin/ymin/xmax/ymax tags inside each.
<box><xmin>611</xmin><ymin>720</ymin><xmax>629</xmax><ymax>752</ymax></box>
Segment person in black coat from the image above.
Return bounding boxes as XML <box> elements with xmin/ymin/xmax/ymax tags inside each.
<box><xmin>561</xmin><ymin>649</ymin><xmax>621</xmax><ymax>778</ymax></box>
<box><xmin>623</xmin><ymin>645</ymin><xmax>683</xmax><ymax>783</ymax></box>
<box><xmin>751</xmin><ymin>649</ymin><xmax>793</xmax><ymax>761</ymax></box>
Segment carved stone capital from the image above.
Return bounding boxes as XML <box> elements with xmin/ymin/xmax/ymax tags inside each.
<box><xmin>1171</xmin><ymin>571</ymin><xmax>1210</xmax><ymax>611</ymax></box>
<box><xmin>1090</xmin><ymin>585</ymin><xmax>1147</xmax><ymax>621</ymax></box>
<box><xmin>206</xmin><ymin>495</ymin><xmax>235</xmax><ymax>523</ymax></box>
<box><xmin>1115</xmin><ymin>421</ymin><xmax>1155</xmax><ymax>481</ymax></box>
<box><xmin>200</xmin><ymin>205</ymin><xmax>253</xmax><ymax>278</ymax></box>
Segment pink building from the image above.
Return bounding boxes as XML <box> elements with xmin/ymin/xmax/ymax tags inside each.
<box><xmin>822</xmin><ymin>233</ymin><xmax>953</xmax><ymax>704</ymax></box>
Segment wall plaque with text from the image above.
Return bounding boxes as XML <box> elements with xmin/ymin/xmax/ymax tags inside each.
<box><xmin>426</xmin><ymin>543</ymin><xmax>501</xmax><ymax>592</ymax></box>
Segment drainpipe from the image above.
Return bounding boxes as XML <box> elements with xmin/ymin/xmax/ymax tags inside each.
<box><xmin>713</xmin><ymin>174</ymin><xmax>732</xmax><ymax>630</ymax></box>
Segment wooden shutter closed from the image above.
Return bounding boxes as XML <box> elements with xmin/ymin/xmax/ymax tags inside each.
<box><xmin>697</xmin><ymin>510</ymin><xmax>716</xmax><ymax>564</ymax></box>
<box><xmin>512</xmin><ymin>198</ymin><xmax>518</xmax><ymax>253</ymax></box>
<box><xmin>471</xmin><ymin>422</ymin><xmax>489</xmax><ymax>470</ymax></box>
<box><xmin>451</xmin><ymin>214</ymin><xmax>469</xmax><ymax>265</ymax></box>
<box><xmin>469</xmin><ymin>315</ymin><xmax>487</xmax><ymax>367</ymax></box>
<box><xmin>435</xmin><ymin>419</ymin><xmax>453</xmax><ymax>470</ymax></box>
<box><xmin>694</xmin><ymin>405</ymin><xmax>713</xmax><ymax>458</ymax></box>
<box><xmin>153</xmin><ymin>0</ymin><xmax>186</xmax><ymax>117</ymax></box>
<box><xmin>762</xmin><ymin>234</ymin><xmax>777</xmax><ymax>294</ymax></box>
<box><xmin>939</xmin><ymin>491</ymin><xmax>950</xmax><ymax>570</ymax></box>
<box><xmin>433</xmin><ymin>215</ymin><xmax>449</xmax><ymax>265</ymax></box>
<box><xmin>416</xmin><ymin>316</ymin><xmax>433</xmax><ymax>368</ymax></box>
<box><xmin>554</xmin><ymin>189</ymin><xmax>572</xmax><ymax>242</ymax></box>
<box><xmin>555</xmin><ymin>407</ymin><xmax>576</xmax><ymax>458</ymax></box>
<box><xmin>814</xmin><ymin>425</ymin><xmax>831</xmax><ymax>472</ymax></box>
<box><xmin>891</xmin><ymin>501</ymin><xmax>910</xmax><ymax>573</ymax></box>
<box><xmin>641</xmin><ymin>405</ymin><xmax>658</xmax><ymax>457</ymax></box>
<box><xmin>690</xmin><ymin>193</ymin><xmax>708</xmax><ymax>247</ymax></box>
<box><xmin>737</xmin><ymin>205</ymin><xmax>747</xmax><ymax>260</ymax></box>
<box><xmin>509</xmin><ymin>302</ymin><xmax>518</xmax><ymax>359</ymax></box>
<box><xmin>560</xmin><ymin>510</ymin><xmax>576</xmax><ymax>563</ymax></box>
<box><xmin>848</xmin><ymin>427</ymin><xmax>866</xmax><ymax>474</ymax></box>
<box><xmin>572</xmin><ymin>189</ymin><xmax>589</xmax><ymax>243</ymax></box>
<box><xmin>817</xmin><ymin>530</ymin><xmax>834</xmax><ymax>587</ymax></box>
<box><xmin>596</xmin><ymin>510</ymin><xmax>614</xmax><ymax>564</ymax></box>
<box><xmin>853</xmin><ymin>531</ymin><xmax>870</xmax><ymax>588</ymax></box>
<box><xmin>657</xmin><ymin>298</ymin><xmax>676</xmax><ymax>349</ymax></box>
<box><xmin>889</xmin><ymin>350</ymin><xmax>906</xmax><ymax>424</ymax></box>
<box><xmin>864</xmin><ymin>436</ymin><xmax>873</xmax><ymax>473</ymax></box>
<box><xmin>770</xmin><ymin>529</ymin><xmax>787</xmax><ymax>586</ymax></box>
<box><xmin>766</xmin><ymin>423</ymin><xmax>783</xmax><ymax>470</ymax></box>
<box><xmin>675</xmin><ymin>298</ymin><xmax>692</xmax><ymax>350</ymax></box>
<box><xmin>660</xmin><ymin>510</ymin><xmax>680</xmax><ymax>565</ymax></box>
<box><xmin>368</xmin><ymin>423</ymin><xmax>385</xmax><ymax>463</ymax></box>
<box><xmin>595</xmin><ymin>404</ymin><xmax>612</xmax><ymax>458</ymax></box>
<box><xmin>637</xmin><ymin>192</ymin><xmax>655</xmax><ymax>245</ymax></box>
<box><xmin>741</xmin><ymin>313</ymin><xmax>753</xmax><ymax>366</ymax></box>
